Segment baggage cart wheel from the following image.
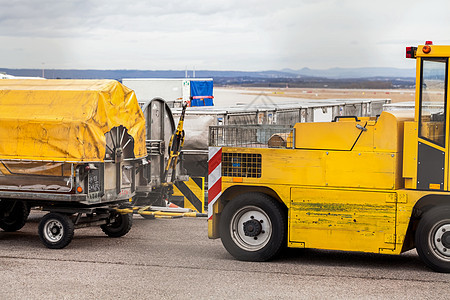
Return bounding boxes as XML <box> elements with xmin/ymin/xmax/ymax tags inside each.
<box><xmin>0</xmin><ymin>200</ymin><xmax>29</xmax><ymax>232</ymax></box>
<box><xmin>38</xmin><ymin>213</ymin><xmax>75</xmax><ymax>249</ymax></box>
<box><xmin>219</xmin><ymin>192</ymin><xmax>286</xmax><ymax>261</ymax></box>
<box><xmin>101</xmin><ymin>212</ymin><xmax>132</xmax><ymax>238</ymax></box>
<box><xmin>416</xmin><ymin>206</ymin><xmax>450</xmax><ymax>273</ymax></box>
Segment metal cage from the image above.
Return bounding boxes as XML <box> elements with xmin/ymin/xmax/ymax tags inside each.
<box><xmin>209</xmin><ymin>125</ymin><xmax>293</xmax><ymax>148</ymax></box>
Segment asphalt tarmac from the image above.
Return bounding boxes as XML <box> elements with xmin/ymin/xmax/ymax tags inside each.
<box><xmin>1</xmin><ymin>211</ymin><xmax>449</xmax><ymax>299</ymax></box>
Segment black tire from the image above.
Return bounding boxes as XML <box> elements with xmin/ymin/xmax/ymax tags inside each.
<box><xmin>0</xmin><ymin>200</ymin><xmax>29</xmax><ymax>232</ymax></box>
<box><xmin>219</xmin><ymin>192</ymin><xmax>287</xmax><ymax>261</ymax></box>
<box><xmin>416</xmin><ymin>206</ymin><xmax>450</xmax><ymax>272</ymax></box>
<box><xmin>101</xmin><ymin>213</ymin><xmax>133</xmax><ymax>237</ymax></box>
<box><xmin>38</xmin><ymin>213</ymin><xmax>75</xmax><ymax>249</ymax></box>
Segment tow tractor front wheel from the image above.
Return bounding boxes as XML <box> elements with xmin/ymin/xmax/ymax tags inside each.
<box><xmin>416</xmin><ymin>206</ymin><xmax>450</xmax><ymax>273</ymax></box>
<box><xmin>219</xmin><ymin>193</ymin><xmax>286</xmax><ymax>261</ymax></box>
<box><xmin>38</xmin><ymin>213</ymin><xmax>74</xmax><ymax>249</ymax></box>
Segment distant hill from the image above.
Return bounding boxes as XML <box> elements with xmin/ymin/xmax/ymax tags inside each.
<box><xmin>0</xmin><ymin>68</ymin><xmax>297</xmax><ymax>81</ymax></box>
<box><xmin>0</xmin><ymin>67</ymin><xmax>415</xmax><ymax>80</ymax></box>
<box><xmin>281</xmin><ymin>67</ymin><xmax>415</xmax><ymax>79</ymax></box>
<box><xmin>0</xmin><ymin>67</ymin><xmax>416</xmax><ymax>89</ymax></box>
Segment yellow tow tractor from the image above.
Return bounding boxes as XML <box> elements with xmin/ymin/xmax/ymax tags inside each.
<box><xmin>208</xmin><ymin>41</ymin><xmax>450</xmax><ymax>272</ymax></box>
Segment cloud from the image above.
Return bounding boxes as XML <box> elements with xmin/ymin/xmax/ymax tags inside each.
<box><xmin>0</xmin><ymin>0</ymin><xmax>449</xmax><ymax>70</ymax></box>
<box><xmin>0</xmin><ymin>0</ymin><xmax>275</xmax><ymax>37</ymax></box>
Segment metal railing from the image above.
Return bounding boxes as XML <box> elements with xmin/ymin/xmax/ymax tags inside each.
<box><xmin>209</xmin><ymin>125</ymin><xmax>294</xmax><ymax>148</ymax></box>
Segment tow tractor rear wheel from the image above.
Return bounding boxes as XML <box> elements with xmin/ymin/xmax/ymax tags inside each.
<box><xmin>101</xmin><ymin>212</ymin><xmax>133</xmax><ymax>238</ymax></box>
<box><xmin>38</xmin><ymin>213</ymin><xmax>75</xmax><ymax>249</ymax></box>
<box><xmin>416</xmin><ymin>206</ymin><xmax>450</xmax><ymax>273</ymax></box>
<box><xmin>0</xmin><ymin>200</ymin><xmax>29</xmax><ymax>232</ymax></box>
<box><xmin>219</xmin><ymin>192</ymin><xmax>286</xmax><ymax>261</ymax></box>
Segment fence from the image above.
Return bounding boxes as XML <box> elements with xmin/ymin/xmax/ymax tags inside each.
<box><xmin>209</xmin><ymin>125</ymin><xmax>294</xmax><ymax>148</ymax></box>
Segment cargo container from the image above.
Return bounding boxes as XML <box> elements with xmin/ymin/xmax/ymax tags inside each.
<box><xmin>122</xmin><ymin>78</ymin><xmax>214</xmax><ymax>107</ymax></box>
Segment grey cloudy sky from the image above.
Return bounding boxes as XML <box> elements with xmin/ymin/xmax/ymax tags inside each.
<box><xmin>1</xmin><ymin>0</ymin><xmax>449</xmax><ymax>71</ymax></box>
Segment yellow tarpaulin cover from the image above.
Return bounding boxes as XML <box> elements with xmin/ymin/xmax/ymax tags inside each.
<box><xmin>0</xmin><ymin>79</ymin><xmax>147</xmax><ymax>162</ymax></box>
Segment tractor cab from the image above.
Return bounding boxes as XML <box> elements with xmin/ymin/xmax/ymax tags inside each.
<box><xmin>404</xmin><ymin>42</ymin><xmax>449</xmax><ymax>191</ymax></box>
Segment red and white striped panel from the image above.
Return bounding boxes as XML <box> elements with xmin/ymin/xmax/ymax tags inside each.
<box><xmin>208</xmin><ymin>147</ymin><xmax>222</xmax><ymax>219</ymax></box>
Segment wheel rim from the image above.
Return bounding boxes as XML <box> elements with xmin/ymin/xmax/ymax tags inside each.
<box><xmin>43</xmin><ymin>219</ymin><xmax>64</xmax><ymax>243</ymax></box>
<box><xmin>230</xmin><ymin>205</ymin><xmax>272</xmax><ymax>251</ymax></box>
<box><xmin>430</xmin><ymin>221</ymin><xmax>450</xmax><ymax>260</ymax></box>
